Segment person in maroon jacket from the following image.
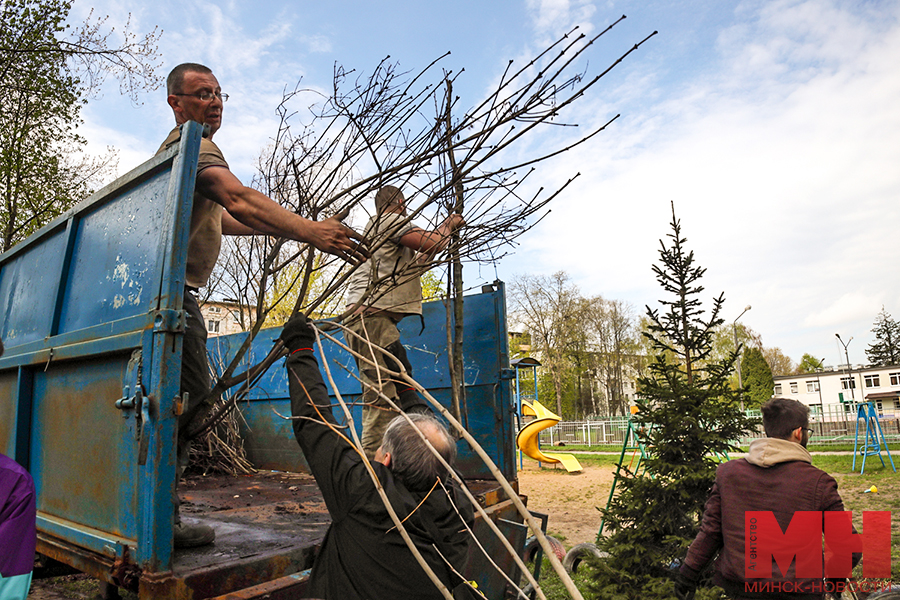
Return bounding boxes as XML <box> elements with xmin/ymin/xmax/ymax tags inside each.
<box><xmin>676</xmin><ymin>398</ymin><xmax>854</xmax><ymax>600</ymax></box>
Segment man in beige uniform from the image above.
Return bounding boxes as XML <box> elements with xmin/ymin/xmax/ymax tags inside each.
<box><xmin>344</xmin><ymin>186</ymin><xmax>464</xmax><ymax>459</ymax></box>
<box><xmin>159</xmin><ymin>63</ymin><xmax>367</xmax><ymax>547</ymax></box>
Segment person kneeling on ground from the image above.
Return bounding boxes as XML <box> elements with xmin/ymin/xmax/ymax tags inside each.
<box><xmin>280</xmin><ymin>314</ymin><xmax>474</xmax><ymax>600</ymax></box>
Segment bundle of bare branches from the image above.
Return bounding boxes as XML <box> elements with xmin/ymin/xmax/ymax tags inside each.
<box><xmin>185</xmin><ymin>18</ymin><xmax>656</xmax><ymax>599</ymax></box>
<box><xmin>188</xmin><ymin>20</ymin><xmax>656</xmax><ymax>443</ymax></box>
<box><xmin>187</xmin><ymin>351</ymin><xmax>258</xmax><ymax>476</ymax></box>
<box><xmin>188</xmin><ymin>398</ymin><xmax>256</xmax><ymax>477</ymax></box>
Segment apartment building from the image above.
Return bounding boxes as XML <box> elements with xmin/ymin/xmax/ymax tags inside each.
<box><xmin>773</xmin><ymin>364</ymin><xmax>900</xmax><ymax>415</ymax></box>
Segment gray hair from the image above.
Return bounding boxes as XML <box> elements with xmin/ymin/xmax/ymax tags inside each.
<box><xmin>382</xmin><ymin>413</ymin><xmax>456</xmax><ymax>491</ymax></box>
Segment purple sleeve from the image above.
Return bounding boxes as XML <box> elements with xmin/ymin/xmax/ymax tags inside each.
<box><xmin>0</xmin><ymin>457</ymin><xmax>37</xmax><ymax>578</ymax></box>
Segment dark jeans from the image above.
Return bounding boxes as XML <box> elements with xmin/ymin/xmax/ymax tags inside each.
<box><xmin>177</xmin><ymin>290</ymin><xmax>215</xmax><ymax>479</ymax></box>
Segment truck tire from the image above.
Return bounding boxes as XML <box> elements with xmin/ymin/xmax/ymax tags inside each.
<box><xmin>522</xmin><ymin>535</ymin><xmax>565</xmax><ymax>563</ymax></box>
<box><xmin>563</xmin><ymin>542</ymin><xmax>606</xmax><ymax>574</ymax></box>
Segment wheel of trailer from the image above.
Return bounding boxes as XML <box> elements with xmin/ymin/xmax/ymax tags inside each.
<box><xmin>563</xmin><ymin>542</ymin><xmax>606</xmax><ymax>574</ymax></box>
<box><xmin>522</xmin><ymin>535</ymin><xmax>565</xmax><ymax>563</ymax></box>
<box><xmin>867</xmin><ymin>588</ymin><xmax>900</xmax><ymax>600</ymax></box>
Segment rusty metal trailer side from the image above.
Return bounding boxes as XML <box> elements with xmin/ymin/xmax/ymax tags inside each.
<box><xmin>0</xmin><ymin>117</ymin><xmax>532</xmax><ymax>598</ymax></box>
<box><xmin>0</xmin><ymin>121</ymin><xmax>205</xmax><ymax>589</ymax></box>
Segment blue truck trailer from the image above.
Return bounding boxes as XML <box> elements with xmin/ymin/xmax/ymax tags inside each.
<box><xmin>0</xmin><ymin>121</ymin><xmax>536</xmax><ymax>599</ymax></box>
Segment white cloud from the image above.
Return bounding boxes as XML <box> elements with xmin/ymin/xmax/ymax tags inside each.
<box><xmin>804</xmin><ymin>293</ymin><xmax>886</xmax><ymax>329</ymax></box>
<box><xmin>527</xmin><ymin>0</ymin><xmax>597</xmax><ymax>39</ymax></box>
<box><xmin>68</xmin><ymin>0</ymin><xmax>900</xmax><ymax>365</ymax></box>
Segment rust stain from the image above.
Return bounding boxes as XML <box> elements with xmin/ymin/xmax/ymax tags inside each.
<box><xmin>35</xmin><ymin>356</ymin><xmax>131</xmax><ymax>533</ymax></box>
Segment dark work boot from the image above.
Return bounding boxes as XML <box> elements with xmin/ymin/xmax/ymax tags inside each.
<box><xmin>174</xmin><ymin>519</ymin><xmax>215</xmax><ymax>548</ymax></box>
<box><xmin>174</xmin><ymin>457</ymin><xmax>215</xmax><ymax>549</ymax></box>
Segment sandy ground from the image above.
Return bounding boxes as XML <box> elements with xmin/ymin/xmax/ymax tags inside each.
<box><xmin>517</xmin><ymin>456</ymin><xmax>616</xmax><ymax>547</ymax></box>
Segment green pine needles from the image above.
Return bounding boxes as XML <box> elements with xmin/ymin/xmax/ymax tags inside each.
<box><xmin>588</xmin><ymin>203</ymin><xmax>757</xmax><ymax>600</ymax></box>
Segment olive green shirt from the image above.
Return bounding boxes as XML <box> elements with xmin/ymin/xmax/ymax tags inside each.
<box><xmin>345</xmin><ymin>212</ymin><xmax>423</xmax><ymax>316</ymax></box>
<box><xmin>156</xmin><ymin>125</ymin><xmax>229</xmax><ymax>289</ymax></box>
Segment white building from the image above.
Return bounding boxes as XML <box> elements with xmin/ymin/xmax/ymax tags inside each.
<box><xmin>199</xmin><ymin>299</ymin><xmax>252</xmax><ymax>337</ymax></box>
<box><xmin>773</xmin><ymin>364</ymin><xmax>900</xmax><ymax>417</ymax></box>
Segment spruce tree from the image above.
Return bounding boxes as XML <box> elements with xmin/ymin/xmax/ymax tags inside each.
<box><xmin>866</xmin><ymin>307</ymin><xmax>900</xmax><ymax>366</ymax></box>
<box><xmin>588</xmin><ymin>204</ymin><xmax>756</xmax><ymax>600</ymax></box>
<box><xmin>740</xmin><ymin>347</ymin><xmax>774</xmax><ymax>407</ymax></box>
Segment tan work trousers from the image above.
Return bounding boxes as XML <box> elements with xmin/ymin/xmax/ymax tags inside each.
<box><xmin>344</xmin><ymin>313</ymin><xmax>408</xmax><ymax>459</ymax></box>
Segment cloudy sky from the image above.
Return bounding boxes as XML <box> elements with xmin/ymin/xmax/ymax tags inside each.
<box><xmin>73</xmin><ymin>0</ymin><xmax>900</xmax><ymax>370</ymax></box>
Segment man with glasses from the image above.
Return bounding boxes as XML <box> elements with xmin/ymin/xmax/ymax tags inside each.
<box><xmin>676</xmin><ymin>397</ymin><xmax>855</xmax><ymax>600</ymax></box>
<box><xmin>157</xmin><ymin>63</ymin><xmax>368</xmax><ymax>548</ymax></box>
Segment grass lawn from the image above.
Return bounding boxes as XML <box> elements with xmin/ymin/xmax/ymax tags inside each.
<box><xmin>525</xmin><ymin>452</ymin><xmax>899</xmax><ymax>600</ymax></box>
<box><xmin>816</xmin><ymin>454</ymin><xmax>900</xmax><ymax>584</ymax></box>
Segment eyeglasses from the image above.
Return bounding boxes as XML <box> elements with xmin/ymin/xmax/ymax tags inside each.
<box><xmin>174</xmin><ymin>91</ymin><xmax>229</xmax><ymax>102</ymax></box>
<box><xmin>804</xmin><ymin>427</ymin><xmax>814</xmax><ymax>437</ymax></box>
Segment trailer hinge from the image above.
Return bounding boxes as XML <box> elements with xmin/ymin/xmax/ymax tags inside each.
<box><xmin>152</xmin><ymin>308</ymin><xmax>185</xmax><ymax>333</ymax></box>
<box><xmin>115</xmin><ymin>351</ymin><xmax>150</xmax><ymax>465</ymax></box>
<box><xmin>110</xmin><ymin>545</ymin><xmax>141</xmax><ymax>590</ymax></box>
<box><xmin>500</xmin><ymin>368</ymin><xmax>516</xmax><ymax>380</ymax></box>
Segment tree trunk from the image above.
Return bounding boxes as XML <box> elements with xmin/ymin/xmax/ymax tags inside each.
<box><xmin>444</xmin><ymin>79</ymin><xmax>467</xmax><ymax>429</ymax></box>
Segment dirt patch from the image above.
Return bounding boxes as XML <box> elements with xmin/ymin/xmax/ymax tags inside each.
<box><xmin>517</xmin><ymin>458</ymin><xmax>615</xmax><ymax>547</ymax></box>
<box><xmin>28</xmin><ymin>572</ymin><xmax>126</xmax><ymax>600</ymax></box>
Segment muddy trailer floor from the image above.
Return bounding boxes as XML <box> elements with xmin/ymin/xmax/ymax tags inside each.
<box><xmin>34</xmin><ymin>471</ymin><xmax>520</xmax><ymax>599</ymax></box>
<box><xmin>174</xmin><ymin>471</ymin><xmax>516</xmax><ymax>595</ymax></box>
<box><xmin>163</xmin><ymin>470</ymin><xmax>330</xmax><ymax>597</ymax></box>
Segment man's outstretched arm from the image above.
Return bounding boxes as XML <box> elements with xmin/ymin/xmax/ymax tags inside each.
<box><xmin>198</xmin><ymin>166</ymin><xmax>369</xmax><ymax>265</ymax></box>
<box><xmin>399</xmin><ymin>213</ymin><xmax>465</xmax><ymax>257</ymax></box>
<box><xmin>281</xmin><ymin>315</ymin><xmax>368</xmax><ymax>520</ymax></box>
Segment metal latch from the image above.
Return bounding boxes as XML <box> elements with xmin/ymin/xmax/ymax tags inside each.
<box><xmin>115</xmin><ymin>385</ymin><xmax>150</xmax><ymax>466</ymax></box>
<box><xmin>174</xmin><ymin>392</ymin><xmax>189</xmax><ymax>417</ymax></box>
<box><xmin>115</xmin><ymin>385</ymin><xmax>141</xmax><ymax>410</ymax></box>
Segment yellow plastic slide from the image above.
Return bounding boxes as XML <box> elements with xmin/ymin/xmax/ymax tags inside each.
<box><xmin>516</xmin><ymin>399</ymin><xmax>582</xmax><ymax>473</ymax></box>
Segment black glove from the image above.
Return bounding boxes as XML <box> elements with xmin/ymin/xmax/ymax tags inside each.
<box><xmin>280</xmin><ymin>313</ymin><xmax>316</xmax><ymax>353</ymax></box>
<box><xmin>398</xmin><ymin>387</ymin><xmax>432</xmax><ymax>415</ymax></box>
<box><xmin>673</xmin><ymin>565</ymin><xmax>699</xmax><ymax>600</ymax></box>
<box><xmin>673</xmin><ymin>575</ymin><xmax>696</xmax><ymax>600</ymax></box>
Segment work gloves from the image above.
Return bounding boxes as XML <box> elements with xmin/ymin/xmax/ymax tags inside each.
<box><xmin>398</xmin><ymin>387</ymin><xmax>432</xmax><ymax>416</ymax></box>
<box><xmin>280</xmin><ymin>313</ymin><xmax>316</xmax><ymax>354</ymax></box>
<box><xmin>673</xmin><ymin>564</ymin><xmax>699</xmax><ymax>600</ymax></box>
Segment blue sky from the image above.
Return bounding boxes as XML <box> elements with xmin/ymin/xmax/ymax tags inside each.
<box><xmin>73</xmin><ymin>0</ymin><xmax>900</xmax><ymax>371</ymax></box>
